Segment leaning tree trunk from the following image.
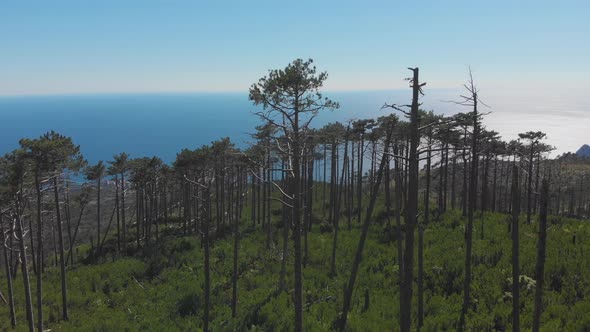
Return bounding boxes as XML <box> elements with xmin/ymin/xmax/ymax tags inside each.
<box><xmin>337</xmin><ymin>123</ymin><xmax>393</xmax><ymax>331</ymax></box>
<box><xmin>532</xmin><ymin>179</ymin><xmax>549</xmax><ymax>332</ymax></box>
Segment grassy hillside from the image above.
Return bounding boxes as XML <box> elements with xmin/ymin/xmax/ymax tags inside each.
<box><xmin>2</xmin><ymin>206</ymin><xmax>590</xmax><ymax>331</ymax></box>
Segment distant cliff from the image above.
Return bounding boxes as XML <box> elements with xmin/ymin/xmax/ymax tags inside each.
<box><xmin>576</xmin><ymin>144</ymin><xmax>590</xmax><ymax>157</ymax></box>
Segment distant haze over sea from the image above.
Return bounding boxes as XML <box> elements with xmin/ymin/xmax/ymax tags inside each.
<box><xmin>0</xmin><ymin>90</ymin><xmax>586</xmax><ymax>164</ymax></box>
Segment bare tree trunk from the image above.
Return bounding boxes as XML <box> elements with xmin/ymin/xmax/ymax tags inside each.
<box><xmin>16</xmin><ymin>206</ymin><xmax>35</xmax><ymax>332</ymax></box>
<box><xmin>304</xmin><ymin>149</ymin><xmax>314</xmax><ymax>264</ymax></box>
<box><xmin>292</xmin><ymin>114</ymin><xmax>304</xmax><ymax>332</ymax></box>
<box><xmin>526</xmin><ymin>146</ymin><xmax>534</xmax><ymax>223</ymax></box>
<box><xmin>394</xmin><ymin>143</ymin><xmax>404</xmax><ymax>318</ymax></box>
<box><xmin>66</xmin><ymin>200</ymin><xmax>88</xmax><ymax>264</ymax></box>
<box><xmin>491</xmin><ymin>157</ymin><xmax>498</xmax><ymax>212</ymax></box>
<box><xmin>1</xmin><ymin>218</ymin><xmax>17</xmax><ymax>328</ymax></box>
<box><xmin>323</xmin><ymin>144</ymin><xmax>327</xmax><ymax>217</ymax></box>
<box><xmin>330</xmin><ymin>129</ymin><xmax>349</xmax><ymax>277</ymax></box>
<box><xmin>357</xmin><ymin>135</ymin><xmax>364</xmax><ymax>223</ymax></box>
<box><xmin>231</xmin><ymin>167</ymin><xmax>241</xmax><ymax>318</ymax></box>
<box><xmin>459</xmin><ymin>91</ymin><xmax>480</xmax><ymax>332</ymax></box>
<box><xmin>451</xmin><ymin>149</ymin><xmax>457</xmax><ymax>210</ymax></box>
<box><xmin>96</xmin><ymin>175</ymin><xmax>101</xmax><ymax>252</ymax></box>
<box><xmin>203</xmin><ymin>186</ymin><xmax>211</xmax><ymax>332</ymax></box>
<box><xmin>461</xmin><ymin>131</ymin><xmax>469</xmax><ymax>216</ymax></box>
<box><xmin>337</xmin><ymin>124</ymin><xmax>393</xmax><ymax>331</ymax></box>
<box><xmin>35</xmin><ymin>172</ymin><xmax>43</xmax><ymax>331</ymax></box>
<box><xmin>400</xmin><ymin>67</ymin><xmax>421</xmax><ymax>332</ymax></box>
<box><xmin>349</xmin><ymin>141</ymin><xmax>354</xmax><ymax>229</ymax></box>
<box><xmin>419</xmin><ymin>138</ymin><xmax>432</xmax><ymax>329</ymax></box>
<box><xmin>53</xmin><ymin>177</ymin><xmax>69</xmax><ymax>321</ymax></box>
<box><xmin>64</xmin><ymin>177</ymin><xmax>73</xmax><ymax>263</ymax></box>
<box><xmin>279</xmin><ymin>160</ymin><xmax>289</xmax><ymax>291</ymax></box>
<box><xmin>115</xmin><ymin>174</ymin><xmax>120</xmax><ymax>254</ymax></box>
<box><xmin>511</xmin><ymin>165</ymin><xmax>521</xmax><ymax>332</ymax></box>
<box><xmin>532</xmin><ymin>179</ymin><xmax>549</xmax><ymax>332</ymax></box>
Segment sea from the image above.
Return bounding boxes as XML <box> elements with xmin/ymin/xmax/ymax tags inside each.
<box><xmin>0</xmin><ymin>90</ymin><xmax>586</xmax><ymax>165</ymax></box>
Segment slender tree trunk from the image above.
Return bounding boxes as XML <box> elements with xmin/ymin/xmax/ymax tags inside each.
<box><xmin>480</xmin><ymin>156</ymin><xmax>489</xmax><ymax>239</ymax></box>
<box><xmin>532</xmin><ymin>179</ymin><xmax>549</xmax><ymax>332</ymax></box>
<box><xmin>27</xmin><ymin>215</ymin><xmax>36</xmax><ymax>276</ymax></box>
<box><xmin>63</xmin><ymin>178</ymin><xmax>73</xmax><ymax>265</ymax></box>
<box><xmin>349</xmin><ymin>141</ymin><xmax>355</xmax><ymax>229</ymax></box>
<box><xmin>491</xmin><ymin>157</ymin><xmax>498</xmax><ymax>212</ymax></box>
<box><xmin>35</xmin><ymin>172</ymin><xmax>43</xmax><ymax>331</ymax></box>
<box><xmin>330</xmin><ymin>129</ymin><xmax>349</xmax><ymax>277</ymax></box>
<box><xmin>136</xmin><ymin>188</ymin><xmax>141</xmax><ymax>248</ymax></box>
<box><xmin>305</xmin><ymin>148</ymin><xmax>314</xmax><ymax>264</ymax></box>
<box><xmin>66</xmin><ymin>200</ymin><xmax>88</xmax><ymax>264</ymax></box>
<box><xmin>279</xmin><ymin>160</ymin><xmax>289</xmax><ymax>291</ymax></box>
<box><xmin>96</xmin><ymin>175</ymin><xmax>101</xmax><ymax>255</ymax></box>
<box><xmin>115</xmin><ymin>175</ymin><xmax>120</xmax><ymax>254</ymax></box>
<box><xmin>292</xmin><ymin>110</ymin><xmax>304</xmax><ymax>332</ymax></box>
<box><xmin>231</xmin><ymin>167</ymin><xmax>240</xmax><ymax>318</ymax></box>
<box><xmin>394</xmin><ymin>143</ymin><xmax>404</xmax><ymax>317</ymax></box>
<box><xmin>511</xmin><ymin>166</ymin><xmax>521</xmax><ymax>332</ymax></box>
<box><xmin>526</xmin><ymin>146</ymin><xmax>534</xmax><ymax>223</ymax></box>
<box><xmin>251</xmin><ymin>174</ymin><xmax>256</xmax><ymax>228</ymax></box>
<box><xmin>16</xmin><ymin>202</ymin><xmax>35</xmax><ymax>332</ymax></box>
<box><xmin>203</xmin><ymin>186</ymin><xmax>211</xmax><ymax>332</ymax></box>
<box><xmin>443</xmin><ymin>141</ymin><xmax>449</xmax><ymax>211</ymax></box>
<box><xmin>533</xmin><ymin>154</ymin><xmax>541</xmax><ymax>215</ymax></box>
<box><xmin>459</xmin><ymin>94</ymin><xmax>480</xmax><ymax>332</ymax></box>
<box><xmin>451</xmin><ymin>149</ymin><xmax>457</xmax><ymax>210</ymax></box>
<box><xmin>357</xmin><ymin>135</ymin><xmax>364</xmax><ymax>223</ymax></box>
<box><xmin>384</xmin><ymin>144</ymin><xmax>392</xmax><ymax>227</ymax></box>
<box><xmin>323</xmin><ymin>144</ymin><xmax>327</xmax><ymax>217</ymax></box>
<box><xmin>338</xmin><ymin>124</ymin><xmax>393</xmax><ymax>331</ymax></box>
<box><xmin>462</xmin><ymin>131</ymin><xmax>469</xmax><ymax>216</ymax></box>
<box><xmin>1</xmin><ymin>218</ymin><xmax>17</xmax><ymax>328</ymax></box>
<box><xmin>400</xmin><ymin>68</ymin><xmax>421</xmax><ymax>332</ymax></box>
<box><xmin>419</xmin><ymin>138</ymin><xmax>432</xmax><ymax>329</ymax></box>
<box><xmin>53</xmin><ymin>177</ymin><xmax>69</xmax><ymax>321</ymax></box>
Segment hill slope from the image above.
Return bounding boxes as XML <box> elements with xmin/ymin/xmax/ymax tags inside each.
<box><xmin>576</xmin><ymin>144</ymin><xmax>590</xmax><ymax>157</ymax></box>
<box><xmin>2</xmin><ymin>211</ymin><xmax>590</xmax><ymax>331</ymax></box>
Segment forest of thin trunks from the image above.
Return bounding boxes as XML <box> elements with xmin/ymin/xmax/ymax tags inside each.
<box><xmin>1</xmin><ymin>60</ymin><xmax>589</xmax><ymax>331</ymax></box>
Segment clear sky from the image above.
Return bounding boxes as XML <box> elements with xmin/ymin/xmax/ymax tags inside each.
<box><xmin>1</xmin><ymin>0</ymin><xmax>588</xmax><ymax>95</ymax></box>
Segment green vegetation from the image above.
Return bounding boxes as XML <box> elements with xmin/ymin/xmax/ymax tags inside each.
<box><xmin>2</xmin><ymin>209</ymin><xmax>590</xmax><ymax>331</ymax></box>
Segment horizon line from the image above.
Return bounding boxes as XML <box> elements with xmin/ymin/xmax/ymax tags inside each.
<box><xmin>0</xmin><ymin>87</ymin><xmax>461</xmax><ymax>98</ymax></box>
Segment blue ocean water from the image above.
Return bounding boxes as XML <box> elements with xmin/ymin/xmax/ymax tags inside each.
<box><xmin>0</xmin><ymin>91</ymin><xmax>422</xmax><ymax>164</ymax></box>
<box><xmin>2</xmin><ymin>89</ymin><xmax>579</xmax><ymax>163</ymax></box>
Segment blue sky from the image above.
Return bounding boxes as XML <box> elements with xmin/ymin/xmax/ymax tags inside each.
<box><xmin>1</xmin><ymin>0</ymin><xmax>588</xmax><ymax>95</ymax></box>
